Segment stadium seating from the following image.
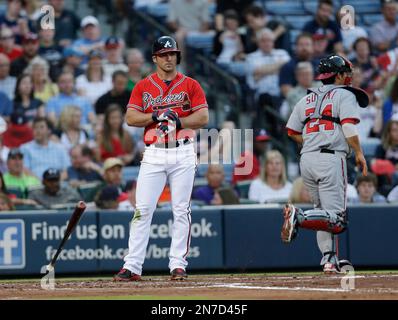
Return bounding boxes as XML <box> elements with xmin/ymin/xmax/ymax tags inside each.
<box><xmin>362</xmin><ymin>13</ymin><xmax>384</xmax><ymax>26</ymax></box>
<box><xmin>284</xmin><ymin>15</ymin><xmax>313</xmax><ymax>30</ymax></box>
<box><xmin>341</xmin><ymin>0</ymin><xmax>381</xmax><ymax>14</ymax></box>
<box><xmin>78</xmin><ymin>182</ymin><xmax>103</xmax><ymax>203</ymax></box>
<box><xmin>264</xmin><ymin>1</ymin><xmax>306</xmax><ymax>16</ymax></box>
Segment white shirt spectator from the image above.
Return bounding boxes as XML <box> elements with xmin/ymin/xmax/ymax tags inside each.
<box><xmin>248</xmin><ymin>178</ymin><xmax>292</xmax><ymax>203</ymax></box>
<box><xmin>246</xmin><ymin>49</ymin><xmax>290</xmax><ymax>97</ymax></box>
<box><xmin>341</xmin><ymin>26</ymin><xmax>368</xmax><ymax>52</ymax></box>
<box><xmin>167</xmin><ymin>0</ymin><xmax>210</xmax><ymax>32</ymax></box>
<box><xmin>387</xmin><ymin>185</ymin><xmax>398</xmax><ymax>203</ymax></box>
<box><xmin>75</xmin><ymin>74</ymin><xmax>112</xmax><ymax>105</ymax></box>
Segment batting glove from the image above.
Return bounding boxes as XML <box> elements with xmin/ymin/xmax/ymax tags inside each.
<box><xmin>156</xmin><ymin>120</ymin><xmax>177</xmax><ymax>138</ymax></box>
<box><xmin>152</xmin><ymin>109</ymin><xmax>180</xmax><ymax>124</ymax></box>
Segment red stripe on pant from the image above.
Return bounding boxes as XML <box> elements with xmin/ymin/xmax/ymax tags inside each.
<box><xmin>299</xmin><ymin>220</ymin><xmax>345</xmax><ymax>234</ymax></box>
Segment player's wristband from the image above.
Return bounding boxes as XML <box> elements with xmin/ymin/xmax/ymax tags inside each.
<box><xmin>152</xmin><ymin>111</ymin><xmax>159</xmax><ymax>123</ymax></box>
<box><xmin>175</xmin><ymin>117</ymin><xmax>182</xmax><ymax>129</ymax></box>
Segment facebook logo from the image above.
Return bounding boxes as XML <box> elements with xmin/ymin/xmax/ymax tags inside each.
<box><xmin>0</xmin><ymin>220</ymin><xmax>25</xmax><ymax>269</ymax></box>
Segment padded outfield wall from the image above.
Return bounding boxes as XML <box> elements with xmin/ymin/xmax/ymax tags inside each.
<box><xmin>0</xmin><ymin>205</ymin><xmax>397</xmax><ymax>275</ymax></box>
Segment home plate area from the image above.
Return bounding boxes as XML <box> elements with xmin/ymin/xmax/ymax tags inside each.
<box><xmin>1</xmin><ymin>272</ymin><xmax>398</xmax><ymax>299</ymax></box>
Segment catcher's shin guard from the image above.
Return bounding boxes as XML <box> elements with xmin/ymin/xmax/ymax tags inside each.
<box><xmin>297</xmin><ymin>210</ymin><xmax>346</xmax><ymax>234</ymax></box>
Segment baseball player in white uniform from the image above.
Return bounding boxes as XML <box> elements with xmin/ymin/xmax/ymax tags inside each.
<box><xmin>114</xmin><ymin>36</ymin><xmax>209</xmax><ymax>281</ymax></box>
<box><xmin>282</xmin><ymin>55</ymin><xmax>369</xmax><ymax>273</ymax></box>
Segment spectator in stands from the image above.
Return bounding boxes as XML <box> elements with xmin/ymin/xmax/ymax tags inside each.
<box><xmin>118</xmin><ymin>179</ymin><xmax>137</xmax><ymax>211</ymax></box>
<box><xmin>336</xmin><ymin>11</ymin><xmax>368</xmax><ymax>54</ymax></box>
<box><xmin>246</xmin><ymin>28</ymin><xmax>290</xmax><ymax>135</ymax></box>
<box><xmin>20</xmin><ymin>117</ymin><xmax>70</xmax><ymax>179</ymax></box>
<box><xmin>28</xmin><ymin>168</ymin><xmax>80</xmax><ymax>209</ymax></box>
<box><xmin>13</xmin><ymin>73</ymin><xmax>45</xmax><ymax>123</ymax></box>
<box><xmin>167</xmin><ymin>0</ymin><xmax>212</xmax><ymax>69</ymax></box>
<box><xmin>0</xmin><ymin>192</ymin><xmax>14</xmax><ymax>211</ymax></box>
<box><xmin>248</xmin><ymin>150</ymin><xmax>292</xmax><ymax>203</ymax></box>
<box><xmin>22</xmin><ymin>0</ymin><xmax>42</xmax><ymax>22</ymax></box>
<box><xmin>375</xmin><ymin>115</ymin><xmax>398</xmax><ymax>166</ymax></box>
<box><xmin>311</xmin><ymin>29</ymin><xmax>329</xmax><ymax>60</ymax></box>
<box><xmin>302</xmin><ymin>0</ymin><xmax>343</xmax><ymax>54</ymax></box>
<box><xmin>351</xmin><ymin>38</ymin><xmax>382</xmax><ymax>94</ymax></box>
<box><xmin>57</xmin><ymin>106</ymin><xmax>92</xmax><ymax>152</ymax></box>
<box><xmin>94</xmin><ymin>185</ymin><xmax>120</xmax><ymax>210</ymax></box>
<box><xmin>76</xmin><ymin>49</ymin><xmax>112</xmax><ymax>105</ymax></box>
<box><xmin>126</xmin><ymin>48</ymin><xmax>147</xmax><ymax>91</ymax></box>
<box><xmin>243</xmin><ymin>4</ymin><xmax>290</xmax><ymax>54</ymax></box>
<box><xmin>67</xmin><ymin>144</ymin><xmax>103</xmax><ymax>188</ymax></box>
<box><xmin>95</xmin><ymin>70</ymin><xmax>130</xmax><ymax>118</ymax></box>
<box><xmin>387</xmin><ymin>183</ymin><xmax>398</xmax><ymax>202</ymax></box>
<box><xmin>0</xmin><ymin>117</ymin><xmax>9</xmax><ymax>173</ymax></box>
<box><xmin>2</xmin><ymin>110</ymin><xmax>33</xmax><ymax>148</ymax></box>
<box><xmin>38</xmin><ymin>27</ymin><xmax>63</xmax><ymax>81</ymax></box>
<box><xmin>0</xmin><ymin>0</ymin><xmax>32</xmax><ymax>45</ymax></box>
<box><xmin>96</xmin><ymin>105</ymin><xmax>135</xmax><ymax>165</ymax></box>
<box><xmin>352</xmin><ymin>69</ymin><xmax>383</xmax><ymax>141</ymax></box>
<box><xmin>72</xmin><ymin>16</ymin><xmax>105</xmax><ymax>61</ymax></box>
<box><xmin>382</xmin><ymin>76</ymin><xmax>398</xmax><ymax>124</ymax></box>
<box><xmin>193</xmin><ymin>164</ymin><xmax>238</xmax><ymax>205</ymax></box>
<box><xmin>285</xmin><ymin>62</ymin><xmax>319</xmax><ymax>116</ymax></box>
<box><xmin>289</xmin><ymin>177</ymin><xmax>312</xmax><ymax>204</ymax></box>
<box><xmin>10</xmin><ymin>32</ymin><xmax>40</xmax><ymax>77</ymax></box>
<box><xmin>215</xmin><ymin>0</ymin><xmax>254</xmax><ymax>31</ymax></box>
<box><xmin>103</xmin><ymin>36</ymin><xmax>128</xmax><ymax>78</ymax></box>
<box><xmin>279</xmin><ymin>33</ymin><xmax>317</xmax><ymax>98</ymax></box>
<box><xmin>213</xmin><ymin>9</ymin><xmax>245</xmax><ymax>64</ymax></box>
<box><xmin>48</xmin><ymin>0</ymin><xmax>81</xmax><ymax>47</ymax></box>
<box><xmin>0</xmin><ymin>91</ymin><xmax>12</xmax><ymax>119</ymax></box>
<box><xmin>61</xmin><ymin>46</ymin><xmax>84</xmax><ymax>78</ymax></box>
<box><xmin>97</xmin><ymin>158</ymin><xmax>125</xmax><ymax>200</ymax></box>
<box><xmin>46</xmin><ymin>71</ymin><xmax>95</xmax><ymax>126</ymax></box>
<box><xmin>3</xmin><ymin>148</ymin><xmax>41</xmax><ymax>198</ymax></box>
<box><xmin>232</xmin><ymin>128</ymin><xmax>270</xmax><ymax>184</ymax></box>
<box><xmin>25</xmin><ymin>56</ymin><xmax>59</xmax><ymax>103</ymax></box>
<box><xmin>0</xmin><ymin>27</ymin><xmax>22</xmax><ymax>61</ymax></box>
<box><xmin>370</xmin><ymin>0</ymin><xmax>398</xmax><ymax>53</ymax></box>
<box><xmin>351</xmin><ymin>173</ymin><xmax>387</xmax><ymax>204</ymax></box>
<box><xmin>0</xmin><ymin>53</ymin><xmax>16</xmax><ymax>100</ymax></box>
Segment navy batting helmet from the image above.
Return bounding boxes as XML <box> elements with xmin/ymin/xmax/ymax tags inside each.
<box><xmin>315</xmin><ymin>55</ymin><xmax>353</xmax><ymax>80</ymax></box>
<box><xmin>152</xmin><ymin>36</ymin><xmax>181</xmax><ymax>64</ymax></box>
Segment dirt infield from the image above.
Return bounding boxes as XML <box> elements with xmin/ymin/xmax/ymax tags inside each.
<box><xmin>1</xmin><ymin>271</ymin><xmax>398</xmax><ymax>300</ymax></box>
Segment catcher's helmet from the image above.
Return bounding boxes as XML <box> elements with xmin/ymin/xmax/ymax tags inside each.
<box><xmin>315</xmin><ymin>55</ymin><xmax>353</xmax><ymax>80</ymax></box>
<box><xmin>152</xmin><ymin>36</ymin><xmax>181</xmax><ymax>64</ymax></box>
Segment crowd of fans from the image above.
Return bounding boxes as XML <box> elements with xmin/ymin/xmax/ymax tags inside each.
<box><xmin>0</xmin><ymin>0</ymin><xmax>398</xmax><ymax>212</ymax></box>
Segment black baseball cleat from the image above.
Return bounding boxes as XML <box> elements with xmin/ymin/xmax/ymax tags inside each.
<box><xmin>113</xmin><ymin>268</ymin><xmax>141</xmax><ymax>282</ymax></box>
<box><xmin>170</xmin><ymin>268</ymin><xmax>187</xmax><ymax>281</ymax></box>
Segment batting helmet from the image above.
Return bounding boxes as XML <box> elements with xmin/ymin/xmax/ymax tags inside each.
<box><xmin>315</xmin><ymin>55</ymin><xmax>353</xmax><ymax>81</ymax></box>
<box><xmin>152</xmin><ymin>36</ymin><xmax>181</xmax><ymax>64</ymax></box>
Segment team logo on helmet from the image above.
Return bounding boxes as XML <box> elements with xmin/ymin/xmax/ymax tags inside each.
<box><xmin>164</xmin><ymin>41</ymin><xmax>172</xmax><ymax>48</ymax></box>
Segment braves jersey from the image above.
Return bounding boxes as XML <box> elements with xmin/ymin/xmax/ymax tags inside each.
<box><xmin>286</xmin><ymin>84</ymin><xmax>361</xmax><ymax>155</ymax></box>
<box><xmin>127</xmin><ymin>72</ymin><xmax>208</xmax><ymax>144</ymax></box>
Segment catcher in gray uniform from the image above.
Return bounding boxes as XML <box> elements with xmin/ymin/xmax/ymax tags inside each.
<box><xmin>282</xmin><ymin>55</ymin><xmax>368</xmax><ymax>274</ymax></box>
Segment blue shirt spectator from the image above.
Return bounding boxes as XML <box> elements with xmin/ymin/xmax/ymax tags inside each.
<box><xmin>46</xmin><ymin>71</ymin><xmax>95</xmax><ymax>125</ymax></box>
<box><xmin>0</xmin><ymin>91</ymin><xmax>12</xmax><ymax>117</ymax></box>
<box><xmin>20</xmin><ymin>117</ymin><xmax>71</xmax><ymax>179</ymax></box>
<box><xmin>302</xmin><ymin>0</ymin><xmax>343</xmax><ymax>54</ymax></box>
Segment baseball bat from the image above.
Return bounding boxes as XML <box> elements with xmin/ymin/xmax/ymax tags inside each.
<box><xmin>45</xmin><ymin>201</ymin><xmax>87</xmax><ymax>273</ymax></box>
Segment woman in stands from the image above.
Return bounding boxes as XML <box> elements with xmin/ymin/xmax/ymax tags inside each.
<box><xmin>57</xmin><ymin>105</ymin><xmax>93</xmax><ymax>152</ymax></box>
<box><xmin>13</xmin><ymin>73</ymin><xmax>44</xmax><ymax>124</ymax></box>
<box><xmin>248</xmin><ymin>150</ymin><xmax>292</xmax><ymax>203</ymax></box>
<box><xmin>25</xmin><ymin>56</ymin><xmax>59</xmax><ymax>103</ymax></box>
<box><xmin>96</xmin><ymin>104</ymin><xmax>136</xmax><ymax>165</ymax></box>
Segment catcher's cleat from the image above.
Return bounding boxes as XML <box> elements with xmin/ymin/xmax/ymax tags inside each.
<box><xmin>281</xmin><ymin>204</ymin><xmax>297</xmax><ymax>243</ymax></box>
<box><xmin>113</xmin><ymin>268</ymin><xmax>141</xmax><ymax>282</ymax></box>
<box><xmin>323</xmin><ymin>262</ymin><xmax>344</xmax><ymax>274</ymax></box>
<box><xmin>170</xmin><ymin>268</ymin><xmax>187</xmax><ymax>281</ymax></box>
